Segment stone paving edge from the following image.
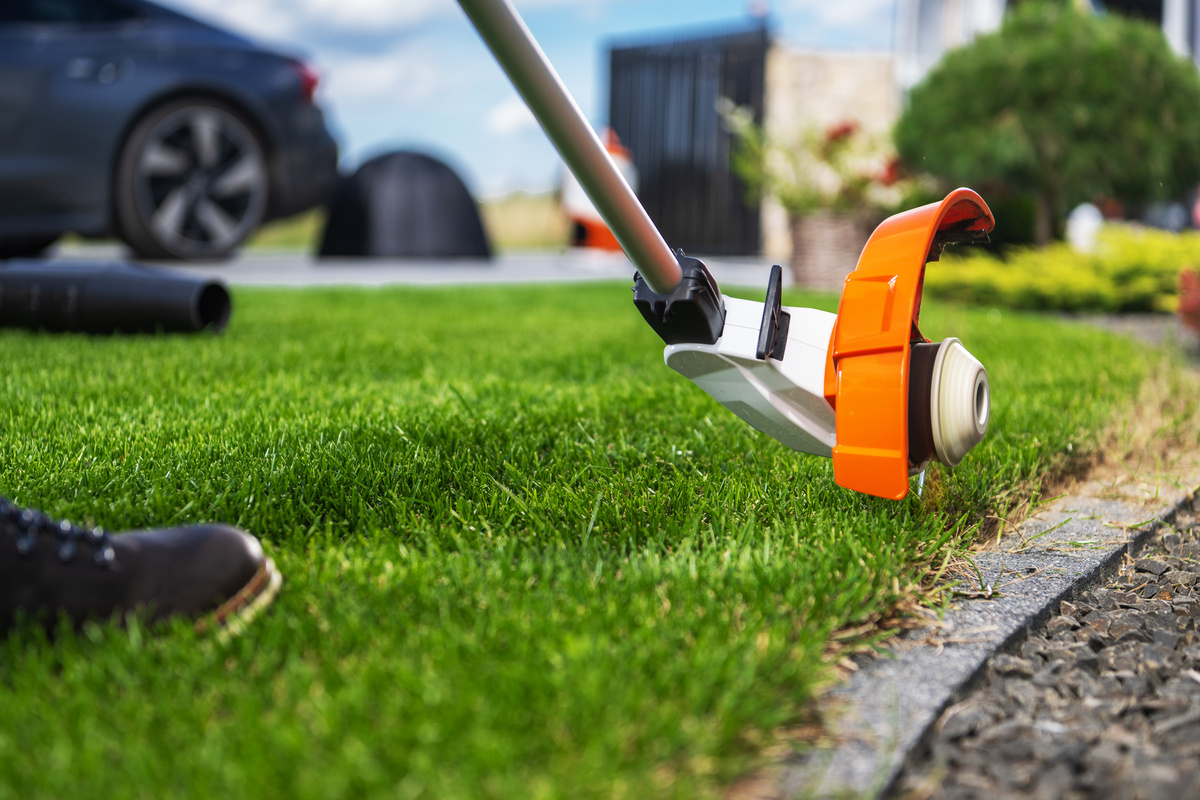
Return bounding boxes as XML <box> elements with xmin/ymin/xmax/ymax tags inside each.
<box><xmin>777</xmin><ymin>488</ymin><xmax>1197</xmax><ymax>799</ymax></box>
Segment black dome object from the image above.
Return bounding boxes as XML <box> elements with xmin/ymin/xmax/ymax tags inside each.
<box><xmin>319</xmin><ymin>151</ymin><xmax>492</xmax><ymax>259</ymax></box>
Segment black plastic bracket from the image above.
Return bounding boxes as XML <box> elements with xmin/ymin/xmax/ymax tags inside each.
<box><xmin>756</xmin><ymin>264</ymin><xmax>790</xmax><ymax>360</ymax></box>
<box><xmin>926</xmin><ymin>217</ymin><xmax>992</xmax><ymax>263</ymax></box>
<box><xmin>632</xmin><ymin>252</ymin><xmax>726</xmax><ymax>345</ymax></box>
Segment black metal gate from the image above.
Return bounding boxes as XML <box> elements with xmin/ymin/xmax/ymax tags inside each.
<box><xmin>608</xmin><ymin>25</ymin><xmax>768</xmax><ymax>256</ymax></box>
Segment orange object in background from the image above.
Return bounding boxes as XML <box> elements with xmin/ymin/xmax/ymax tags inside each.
<box><xmin>574</xmin><ymin>217</ymin><xmax>622</xmax><ymax>252</ymax></box>
<box><xmin>824</xmin><ymin>188</ymin><xmax>995</xmax><ymax>500</ymax></box>
<box><xmin>1181</xmin><ymin>268</ymin><xmax>1200</xmax><ymax>335</ymax></box>
<box><xmin>561</xmin><ymin>129</ymin><xmax>637</xmax><ymax>252</ymax></box>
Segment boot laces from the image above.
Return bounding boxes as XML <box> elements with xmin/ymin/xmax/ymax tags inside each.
<box><xmin>1</xmin><ymin>498</ymin><xmax>116</xmax><ymax>567</ymax></box>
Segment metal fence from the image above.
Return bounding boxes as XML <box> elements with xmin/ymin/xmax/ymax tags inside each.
<box><xmin>608</xmin><ymin>25</ymin><xmax>768</xmax><ymax>256</ymax></box>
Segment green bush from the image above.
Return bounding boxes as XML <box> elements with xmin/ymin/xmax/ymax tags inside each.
<box><xmin>926</xmin><ymin>224</ymin><xmax>1200</xmax><ymax>312</ymax></box>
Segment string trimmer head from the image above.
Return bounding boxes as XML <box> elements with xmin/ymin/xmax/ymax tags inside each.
<box><xmin>457</xmin><ymin>0</ymin><xmax>994</xmax><ymax>499</ymax></box>
<box><xmin>638</xmin><ymin>190</ymin><xmax>994</xmax><ymax>499</ymax></box>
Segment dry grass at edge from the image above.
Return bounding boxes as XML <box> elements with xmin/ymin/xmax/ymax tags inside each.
<box><xmin>1084</xmin><ymin>354</ymin><xmax>1200</xmax><ymax>503</ymax></box>
<box><xmin>964</xmin><ymin>352</ymin><xmax>1200</xmax><ymax>553</ymax></box>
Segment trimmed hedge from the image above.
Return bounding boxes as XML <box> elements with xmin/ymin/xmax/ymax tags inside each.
<box><xmin>926</xmin><ymin>225</ymin><xmax>1200</xmax><ymax>312</ymax></box>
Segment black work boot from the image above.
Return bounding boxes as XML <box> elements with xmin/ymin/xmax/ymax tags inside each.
<box><xmin>0</xmin><ymin>497</ymin><xmax>282</xmax><ymax>635</ymax></box>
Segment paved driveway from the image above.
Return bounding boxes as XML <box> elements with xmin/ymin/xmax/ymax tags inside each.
<box><xmin>50</xmin><ymin>244</ymin><xmax>793</xmax><ymax>293</ymax></box>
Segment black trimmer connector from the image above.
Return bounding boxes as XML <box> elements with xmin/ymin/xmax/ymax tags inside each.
<box><xmin>755</xmin><ymin>264</ymin><xmax>789</xmax><ymax>361</ymax></box>
<box><xmin>632</xmin><ymin>252</ymin><xmax>725</xmax><ymax>345</ymax></box>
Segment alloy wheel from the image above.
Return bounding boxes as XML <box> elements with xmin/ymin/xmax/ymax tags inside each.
<box><xmin>132</xmin><ymin>106</ymin><xmax>266</xmax><ymax>258</ymax></box>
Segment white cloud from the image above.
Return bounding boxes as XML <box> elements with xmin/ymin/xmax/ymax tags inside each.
<box><xmin>297</xmin><ymin>0</ymin><xmax>450</xmax><ymax>33</ymax></box>
<box><xmin>157</xmin><ymin>0</ymin><xmax>302</xmax><ymax>38</ymax></box>
<box><xmin>322</xmin><ymin>44</ymin><xmax>447</xmax><ymax>104</ymax></box>
<box><xmin>785</xmin><ymin>0</ymin><xmax>895</xmax><ymax>30</ymax></box>
<box><xmin>484</xmin><ymin>96</ymin><xmax>538</xmax><ymax>136</ymax></box>
<box><xmin>155</xmin><ymin>0</ymin><xmax>447</xmax><ymax>37</ymax></box>
<box><xmin>161</xmin><ymin>0</ymin><xmax>623</xmax><ymax>37</ymax></box>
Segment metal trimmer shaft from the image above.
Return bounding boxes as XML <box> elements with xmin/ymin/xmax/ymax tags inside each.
<box><xmin>456</xmin><ymin>0</ymin><xmax>683</xmax><ymax>294</ymax></box>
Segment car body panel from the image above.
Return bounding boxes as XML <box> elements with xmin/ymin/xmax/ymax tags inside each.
<box><xmin>0</xmin><ymin>0</ymin><xmax>338</xmax><ymax>241</ymax></box>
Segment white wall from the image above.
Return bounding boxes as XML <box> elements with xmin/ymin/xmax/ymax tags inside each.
<box><xmin>894</xmin><ymin>0</ymin><xmax>1006</xmax><ymax>91</ymax></box>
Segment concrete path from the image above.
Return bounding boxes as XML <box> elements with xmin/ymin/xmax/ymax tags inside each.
<box><xmin>50</xmin><ymin>244</ymin><xmax>788</xmax><ymax>292</ymax></box>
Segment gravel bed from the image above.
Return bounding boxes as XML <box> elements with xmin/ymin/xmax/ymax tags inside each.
<box><xmin>896</xmin><ymin>496</ymin><xmax>1200</xmax><ymax>799</ymax></box>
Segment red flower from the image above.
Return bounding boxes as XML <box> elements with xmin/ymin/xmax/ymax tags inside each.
<box><xmin>825</xmin><ymin>121</ymin><xmax>858</xmax><ymax>144</ymax></box>
<box><xmin>878</xmin><ymin>156</ymin><xmax>902</xmax><ymax>187</ymax></box>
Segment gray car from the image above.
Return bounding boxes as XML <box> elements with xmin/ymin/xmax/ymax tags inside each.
<box><xmin>0</xmin><ymin>0</ymin><xmax>339</xmax><ymax>259</ymax></box>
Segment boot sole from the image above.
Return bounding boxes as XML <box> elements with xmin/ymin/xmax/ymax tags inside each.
<box><xmin>196</xmin><ymin>557</ymin><xmax>283</xmax><ymax>641</ymax></box>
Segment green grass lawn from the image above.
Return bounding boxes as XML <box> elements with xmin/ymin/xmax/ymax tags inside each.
<box><xmin>0</xmin><ymin>283</ymin><xmax>1151</xmax><ymax>799</ymax></box>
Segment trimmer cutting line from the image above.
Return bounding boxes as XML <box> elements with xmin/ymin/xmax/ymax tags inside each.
<box><xmin>457</xmin><ymin>0</ymin><xmax>994</xmax><ymax>500</ymax></box>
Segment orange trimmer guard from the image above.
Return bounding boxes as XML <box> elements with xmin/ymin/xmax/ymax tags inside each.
<box><xmin>823</xmin><ymin>188</ymin><xmax>994</xmax><ymax>500</ymax></box>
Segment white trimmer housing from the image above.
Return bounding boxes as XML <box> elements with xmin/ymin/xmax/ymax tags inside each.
<box><xmin>666</xmin><ymin>296</ymin><xmax>990</xmax><ymax>473</ymax></box>
<box><xmin>665</xmin><ymin>297</ymin><xmax>838</xmax><ymax>458</ymax></box>
<box><xmin>661</xmin><ymin>261</ymin><xmax>991</xmax><ymax>493</ymax></box>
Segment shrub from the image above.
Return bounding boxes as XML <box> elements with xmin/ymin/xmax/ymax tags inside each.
<box><xmin>925</xmin><ymin>224</ymin><xmax>1200</xmax><ymax>312</ymax></box>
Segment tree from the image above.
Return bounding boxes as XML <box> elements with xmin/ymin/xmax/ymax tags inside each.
<box><xmin>894</xmin><ymin>2</ymin><xmax>1200</xmax><ymax>244</ymax></box>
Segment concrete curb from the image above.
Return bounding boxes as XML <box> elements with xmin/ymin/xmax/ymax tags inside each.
<box><xmin>777</xmin><ymin>487</ymin><xmax>1197</xmax><ymax>799</ymax></box>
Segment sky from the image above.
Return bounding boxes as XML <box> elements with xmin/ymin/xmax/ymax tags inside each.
<box><xmin>158</xmin><ymin>0</ymin><xmax>896</xmax><ymax>198</ymax></box>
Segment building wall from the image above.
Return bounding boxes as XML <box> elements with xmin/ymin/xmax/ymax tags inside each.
<box><xmin>895</xmin><ymin>0</ymin><xmax>1006</xmax><ymax>91</ymax></box>
<box><xmin>1134</xmin><ymin>0</ymin><xmax>1200</xmax><ymax>63</ymax></box>
<box><xmin>760</xmin><ymin>47</ymin><xmax>900</xmax><ymax>259</ymax></box>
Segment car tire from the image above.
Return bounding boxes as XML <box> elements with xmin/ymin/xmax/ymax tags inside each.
<box><xmin>0</xmin><ymin>234</ymin><xmax>60</xmax><ymax>259</ymax></box>
<box><xmin>114</xmin><ymin>98</ymin><xmax>268</xmax><ymax>260</ymax></box>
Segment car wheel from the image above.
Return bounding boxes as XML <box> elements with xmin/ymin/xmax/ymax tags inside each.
<box><xmin>0</xmin><ymin>234</ymin><xmax>60</xmax><ymax>259</ymax></box>
<box><xmin>114</xmin><ymin>98</ymin><xmax>268</xmax><ymax>260</ymax></box>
